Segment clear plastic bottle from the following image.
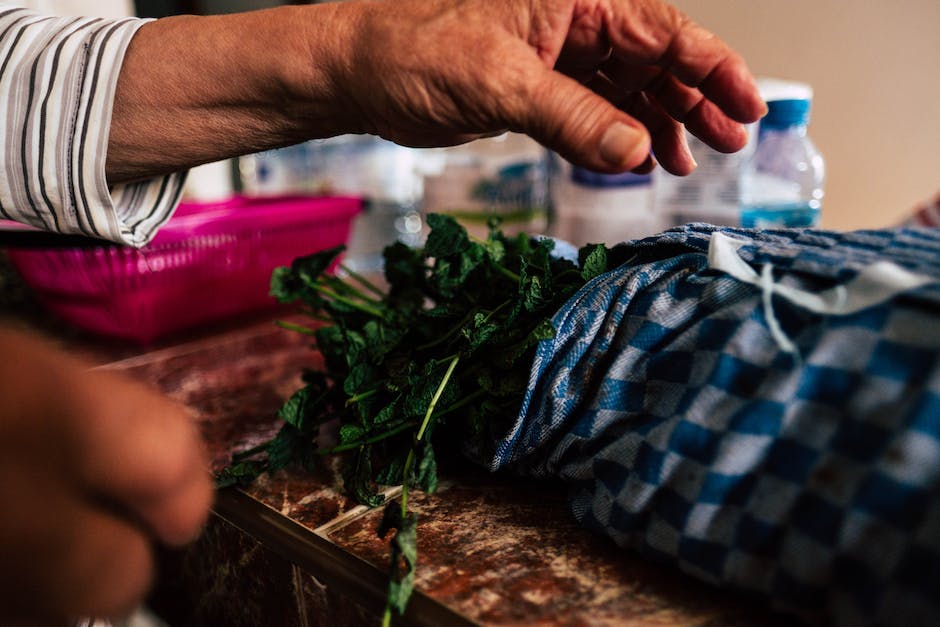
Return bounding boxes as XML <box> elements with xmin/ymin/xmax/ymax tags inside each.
<box><xmin>550</xmin><ymin>161</ymin><xmax>662</xmax><ymax>247</ymax></box>
<box><xmin>740</xmin><ymin>98</ymin><xmax>825</xmax><ymax>228</ymax></box>
<box><xmin>651</xmin><ymin>131</ymin><xmax>758</xmax><ymax>228</ymax></box>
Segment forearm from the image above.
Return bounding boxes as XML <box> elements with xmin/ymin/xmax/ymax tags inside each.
<box><xmin>106</xmin><ymin>4</ymin><xmax>359</xmax><ymax>185</ymax></box>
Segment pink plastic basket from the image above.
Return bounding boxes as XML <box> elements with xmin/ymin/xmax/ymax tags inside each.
<box><xmin>5</xmin><ymin>195</ymin><xmax>361</xmax><ymax>343</ymax></box>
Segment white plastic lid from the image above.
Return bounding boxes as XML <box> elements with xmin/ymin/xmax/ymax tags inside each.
<box><xmin>757</xmin><ymin>77</ymin><xmax>814</xmax><ymax>103</ymax></box>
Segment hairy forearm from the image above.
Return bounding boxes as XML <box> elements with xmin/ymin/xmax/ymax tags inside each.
<box><xmin>106</xmin><ymin>5</ymin><xmax>359</xmax><ymax>185</ymax></box>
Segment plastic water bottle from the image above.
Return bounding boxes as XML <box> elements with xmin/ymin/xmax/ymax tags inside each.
<box><xmin>740</xmin><ymin>97</ymin><xmax>825</xmax><ymax>228</ymax></box>
<box><xmin>652</xmin><ymin>131</ymin><xmax>758</xmax><ymax>227</ymax></box>
<box><xmin>550</xmin><ymin>160</ymin><xmax>663</xmax><ymax>247</ymax></box>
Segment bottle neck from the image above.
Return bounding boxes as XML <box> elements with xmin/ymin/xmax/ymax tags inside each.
<box><xmin>759</xmin><ymin>123</ymin><xmax>808</xmax><ymax>138</ymax></box>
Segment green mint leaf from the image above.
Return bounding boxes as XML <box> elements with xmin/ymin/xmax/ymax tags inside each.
<box><xmin>579</xmin><ymin>243</ymin><xmax>608</xmax><ymax>281</ymax></box>
<box><xmin>293</xmin><ymin>245</ymin><xmax>345</xmax><ymax>286</ymax></box>
<box><xmin>424</xmin><ymin>213</ymin><xmax>470</xmax><ymax>258</ymax></box>
<box><xmin>531</xmin><ymin>318</ymin><xmax>556</xmax><ymax>341</ymax></box>
<box><xmin>215</xmin><ymin>461</ymin><xmax>266</xmax><ymax>488</ymax></box>
<box><xmin>375</xmin><ymin>457</ymin><xmax>406</xmax><ymax>486</ymax></box>
<box><xmin>414</xmin><ymin>441</ymin><xmax>438</xmax><ymax>494</ymax></box>
<box><xmin>383</xmin><ymin>242</ymin><xmax>426</xmax><ymax>292</ymax></box>
<box><xmin>402</xmin><ymin>365</ymin><xmax>458</xmax><ymax>422</ymax></box>
<box><xmin>377</xmin><ymin>500</ymin><xmax>404</xmax><ymax>538</ymax></box>
<box><xmin>343</xmin><ymin>361</ymin><xmax>378</xmax><ymax>397</ymax></box>
<box><xmin>277</xmin><ymin>386</ymin><xmax>311</xmax><ymax>431</ymax></box>
<box><xmin>378</xmin><ymin>503</ymin><xmax>418</xmax><ymax>615</ymax></box>
<box><xmin>477</xmin><ymin>368</ymin><xmax>527</xmax><ymax>398</ymax></box>
<box><xmin>345</xmin><ymin>445</ymin><xmax>384</xmax><ymax>508</ymax></box>
<box><xmin>269</xmin><ymin>266</ymin><xmax>303</xmax><ymax>303</ymax></box>
<box><xmin>266</xmin><ymin>424</ymin><xmax>317</xmax><ymax>473</ymax></box>
<box><xmin>428</xmin><ymin>244</ymin><xmax>486</xmax><ymax>299</ymax></box>
<box><xmin>339</xmin><ymin>423</ymin><xmax>365</xmax><ymax>445</ymax></box>
<box><xmin>485</xmin><ymin>237</ymin><xmax>506</xmax><ymax>264</ymax></box>
<box><xmin>374</xmin><ymin>398</ymin><xmax>401</xmax><ymax>425</ymax></box>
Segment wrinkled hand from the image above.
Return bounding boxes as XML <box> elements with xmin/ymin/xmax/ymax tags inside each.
<box><xmin>334</xmin><ymin>0</ymin><xmax>766</xmax><ymax>175</ymax></box>
<box><xmin>108</xmin><ymin>0</ymin><xmax>763</xmax><ymax>183</ymax></box>
<box><xmin>0</xmin><ymin>328</ymin><xmax>212</xmax><ymax>625</ymax></box>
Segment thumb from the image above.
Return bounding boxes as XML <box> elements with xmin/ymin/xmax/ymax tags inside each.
<box><xmin>514</xmin><ymin>66</ymin><xmax>651</xmax><ymax>173</ymax></box>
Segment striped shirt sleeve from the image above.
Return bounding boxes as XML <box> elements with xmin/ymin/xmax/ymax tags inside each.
<box><xmin>0</xmin><ymin>5</ymin><xmax>186</xmax><ymax>247</ymax></box>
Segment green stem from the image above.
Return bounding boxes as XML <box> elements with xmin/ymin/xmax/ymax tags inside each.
<box><xmin>400</xmin><ymin>449</ymin><xmax>415</xmax><ymax>517</ymax></box>
<box><xmin>275</xmin><ymin>320</ymin><xmax>318</xmax><ymax>337</ymax></box>
<box><xmin>481</xmin><ymin>299</ymin><xmax>510</xmax><ymax>323</ymax></box>
<box><xmin>415</xmin><ymin>308</ymin><xmax>478</xmax><ymax>352</ymax></box>
<box><xmin>417</xmin><ymin>355</ymin><xmax>460</xmax><ymax>441</ymax></box>
<box><xmin>322</xmin><ymin>274</ymin><xmax>382</xmax><ymax>304</ymax></box>
<box><xmin>340</xmin><ymin>264</ymin><xmax>387</xmax><ymax>298</ymax></box>
<box><xmin>345</xmin><ymin>387</ymin><xmax>380</xmax><ymax>406</ymax></box>
<box><xmin>399</xmin><ymin>354</ymin><xmax>461</xmax><ymax>510</ymax></box>
<box><xmin>325</xmin><ymin>387</ymin><xmax>484</xmax><ymax>457</ymax></box>
<box><xmin>312</xmin><ymin>284</ymin><xmax>384</xmax><ymax>317</ymax></box>
<box><xmin>317</xmin><ymin>419</ymin><xmax>419</xmax><ymax>455</ymax></box>
<box><xmin>555</xmin><ymin>268</ymin><xmax>584</xmax><ymax>282</ymax></box>
<box><xmin>381</xmin><ymin>350</ymin><xmax>463</xmax><ymax>626</ymax></box>
<box><xmin>326</xmin><ymin>383</ymin><xmax>482</xmax><ymax>460</ymax></box>
<box><xmin>492</xmin><ymin>262</ymin><xmax>521</xmax><ymax>283</ymax></box>
<box><xmin>296</xmin><ymin>306</ymin><xmax>333</xmax><ymax>323</ymax></box>
<box><xmin>232</xmin><ymin>440</ymin><xmax>270</xmax><ymax>462</ymax></box>
<box><xmin>469</xmin><ymin>234</ymin><xmax>522</xmax><ymax>283</ymax></box>
<box><xmin>429</xmin><ymin>387</ymin><xmax>486</xmax><ymax>422</ymax></box>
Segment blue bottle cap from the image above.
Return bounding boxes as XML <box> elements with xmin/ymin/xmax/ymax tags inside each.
<box><xmin>571</xmin><ymin>167</ymin><xmax>651</xmax><ymax>188</ymax></box>
<box><xmin>761</xmin><ymin>98</ymin><xmax>811</xmax><ymax>130</ymax></box>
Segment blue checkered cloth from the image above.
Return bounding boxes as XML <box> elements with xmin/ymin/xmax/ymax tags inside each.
<box><xmin>489</xmin><ymin>224</ymin><xmax>940</xmax><ymax>626</ymax></box>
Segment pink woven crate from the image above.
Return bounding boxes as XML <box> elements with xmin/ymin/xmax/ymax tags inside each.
<box><xmin>5</xmin><ymin>195</ymin><xmax>361</xmax><ymax>343</ymax></box>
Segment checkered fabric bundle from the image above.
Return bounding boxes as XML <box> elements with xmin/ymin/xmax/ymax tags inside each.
<box><xmin>489</xmin><ymin>224</ymin><xmax>940</xmax><ymax>626</ymax></box>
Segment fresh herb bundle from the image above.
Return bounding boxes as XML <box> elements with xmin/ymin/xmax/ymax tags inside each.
<box><xmin>219</xmin><ymin>214</ymin><xmax>627</xmax><ymax>624</ymax></box>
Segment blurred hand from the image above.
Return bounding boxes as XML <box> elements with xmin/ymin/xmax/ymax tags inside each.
<box><xmin>0</xmin><ymin>328</ymin><xmax>212</xmax><ymax>625</ymax></box>
<box><xmin>333</xmin><ymin>0</ymin><xmax>766</xmax><ymax>175</ymax></box>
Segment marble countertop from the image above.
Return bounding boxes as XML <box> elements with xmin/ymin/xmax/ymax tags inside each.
<box><xmin>93</xmin><ymin>316</ymin><xmax>782</xmax><ymax>626</ymax></box>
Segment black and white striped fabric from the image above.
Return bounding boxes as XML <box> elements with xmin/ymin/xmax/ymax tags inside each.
<box><xmin>0</xmin><ymin>4</ymin><xmax>185</xmax><ymax>247</ymax></box>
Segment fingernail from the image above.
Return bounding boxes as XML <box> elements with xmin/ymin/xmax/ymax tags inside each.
<box><xmin>599</xmin><ymin>122</ymin><xmax>643</xmax><ymax>167</ymax></box>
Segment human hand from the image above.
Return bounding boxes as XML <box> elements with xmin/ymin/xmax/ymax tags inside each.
<box><xmin>108</xmin><ymin>0</ymin><xmax>763</xmax><ymax>182</ymax></box>
<box><xmin>0</xmin><ymin>328</ymin><xmax>212</xmax><ymax>625</ymax></box>
<box><xmin>329</xmin><ymin>0</ymin><xmax>766</xmax><ymax>176</ymax></box>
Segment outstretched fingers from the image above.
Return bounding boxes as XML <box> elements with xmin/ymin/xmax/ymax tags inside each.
<box><xmin>601</xmin><ymin>60</ymin><xmax>750</xmax><ymax>153</ymax></box>
<box><xmin>603</xmin><ymin>0</ymin><xmax>767</xmax><ymax>124</ymax></box>
<box><xmin>511</xmin><ymin>53</ymin><xmax>652</xmax><ymax>173</ymax></box>
<box><xmin>584</xmin><ymin>73</ymin><xmax>693</xmax><ymax>175</ymax></box>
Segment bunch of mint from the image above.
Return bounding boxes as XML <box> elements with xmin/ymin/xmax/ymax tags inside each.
<box><xmin>219</xmin><ymin>214</ymin><xmax>629</xmax><ymax>623</ymax></box>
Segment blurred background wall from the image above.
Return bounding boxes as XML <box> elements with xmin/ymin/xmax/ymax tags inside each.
<box><xmin>671</xmin><ymin>0</ymin><xmax>940</xmax><ymax>229</ymax></box>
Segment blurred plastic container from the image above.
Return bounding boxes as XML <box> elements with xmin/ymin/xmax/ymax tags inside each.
<box><xmin>421</xmin><ymin>133</ymin><xmax>549</xmax><ymax>239</ymax></box>
<box><xmin>551</xmin><ymin>161</ymin><xmax>663</xmax><ymax>247</ymax></box>
<box><xmin>4</xmin><ymin>195</ymin><xmax>361</xmax><ymax>343</ymax></box>
<box><xmin>240</xmin><ymin>136</ymin><xmax>427</xmax><ymax>274</ymax></box>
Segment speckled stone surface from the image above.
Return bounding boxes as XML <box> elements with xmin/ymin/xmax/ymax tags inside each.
<box><xmin>329</xmin><ymin>476</ymin><xmax>779</xmax><ymax>626</ymax></box>
<box><xmin>103</xmin><ymin>319</ymin><xmax>784</xmax><ymax>626</ymax></box>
